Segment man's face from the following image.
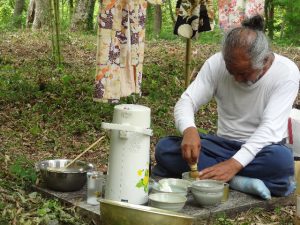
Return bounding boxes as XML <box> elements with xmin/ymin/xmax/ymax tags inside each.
<box><xmin>225</xmin><ymin>50</ymin><xmax>263</xmax><ymax>84</ymax></box>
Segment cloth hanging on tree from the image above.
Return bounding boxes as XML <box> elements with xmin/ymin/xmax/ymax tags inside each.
<box><xmin>173</xmin><ymin>0</ymin><xmax>215</xmax><ymax>40</ymax></box>
<box><xmin>93</xmin><ymin>0</ymin><xmax>165</xmax><ymax>103</ymax></box>
<box><xmin>218</xmin><ymin>0</ymin><xmax>265</xmax><ymax>33</ymax></box>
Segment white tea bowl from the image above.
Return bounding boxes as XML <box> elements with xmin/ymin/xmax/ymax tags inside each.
<box><xmin>152</xmin><ymin>184</ymin><xmax>188</xmax><ymax>197</ymax></box>
<box><xmin>192</xmin><ymin>180</ymin><xmax>224</xmax><ymax>193</ymax></box>
<box><xmin>149</xmin><ymin>193</ymin><xmax>187</xmax><ymax>212</ymax></box>
<box><xmin>158</xmin><ymin>178</ymin><xmax>192</xmax><ymax>191</ymax></box>
<box><xmin>191</xmin><ymin>189</ymin><xmax>223</xmax><ymax>208</ymax></box>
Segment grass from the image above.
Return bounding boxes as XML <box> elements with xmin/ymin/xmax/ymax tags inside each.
<box><xmin>0</xmin><ymin>29</ymin><xmax>299</xmax><ymax>224</ymax></box>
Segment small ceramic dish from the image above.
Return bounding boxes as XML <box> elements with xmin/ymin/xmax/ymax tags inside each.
<box><xmin>149</xmin><ymin>193</ymin><xmax>187</xmax><ymax>212</ymax></box>
<box><xmin>191</xmin><ymin>189</ymin><xmax>223</xmax><ymax>208</ymax></box>
<box><xmin>148</xmin><ymin>178</ymin><xmax>157</xmax><ymax>193</ymax></box>
<box><xmin>191</xmin><ymin>180</ymin><xmax>224</xmax><ymax>193</ymax></box>
<box><xmin>182</xmin><ymin>172</ymin><xmax>197</xmax><ymax>182</ymax></box>
<box><xmin>152</xmin><ymin>184</ymin><xmax>188</xmax><ymax>197</ymax></box>
<box><xmin>158</xmin><ymin>179</ymin><xmax>192</xmax><ymax>191</ymax></box>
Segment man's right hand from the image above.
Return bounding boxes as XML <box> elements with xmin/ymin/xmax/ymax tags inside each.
<box><xmin>181</xmin><ymin>127</ymin><xmax>201</xmax><ymax>165</ymax></box>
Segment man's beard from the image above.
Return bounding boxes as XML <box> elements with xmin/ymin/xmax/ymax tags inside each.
<box><xmin>236</xmin><ymin>69</ymin><xmax>263</xmax><ymax>87</ymax></box>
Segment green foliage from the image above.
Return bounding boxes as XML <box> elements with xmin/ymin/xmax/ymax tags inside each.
<box><xmin>268</xmin><ymin>0</ymin><xmax>300</xmax><ymax>46</ymax></box>
<box><xmin>215</xmin><ymin>213</ymin><xmax>234</xmax><ymax>225</ymax></box>
<box><xmin>0</xmin><ymin>153</ymin><xmax>87</xmax><ymax>224</ymax></box>
<box><xmin>0</xmin><ymin>3</ymin><xmax>13</xmax><ymax>29</ymax></box>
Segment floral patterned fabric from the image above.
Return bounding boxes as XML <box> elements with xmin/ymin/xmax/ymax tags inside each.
<box><xmin>219</xmin><ymin>0</ymin><xmax>265</xmax><ymax>33</ymax></box>
<box><xmin>94</xmin><ymin>0</ymin><xmax>165</xmax><ymax>103</ymax></box>
<box><xmin>173</xmin><ymin>0</ymin><xmax>215</xmax><ymax>40</ymax></box>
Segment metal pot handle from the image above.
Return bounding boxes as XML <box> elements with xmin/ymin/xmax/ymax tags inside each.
<box><xmin>101</xmin><ymin>122</ymin><xmax>153</xmax><ymax>136</ymax></box>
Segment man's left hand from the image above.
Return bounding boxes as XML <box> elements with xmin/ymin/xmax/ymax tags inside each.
<box><xmin>198</xmin><ymin>158</ymin><xmax>243</xmax><ymax>182</ymax></box>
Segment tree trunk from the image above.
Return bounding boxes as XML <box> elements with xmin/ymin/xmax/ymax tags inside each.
<box><xmin>153</xmin><ymin>5</ymin><xmax>162</xmax><ymax>37</ymax></box>
<box><xmin>53</xmin><ymin>0</ymin><xmax>62</xmax><ymax>66</ymax></box>
<box><xmin>167</xmin><ymin>0</ymin><xmax>175</xmax><ymax>25</ymax></box>
<box><xmin>49</xmin><ymin>0</ymin><xmax>56</xmax><ymax>61</ymax></box>
<box><xmin>280</xmin><ymin>18</ymin><xmax>286</xmax><ymax>39</ymax></box>
<box><xmin>69</xmin><ymin>0</ymin><xmax>96</xmax><ymax>32</ymax></box>
<box><xmin>69</xmin><ymin>0</ymin><xmax>73</xmax><ymax>22</ymax></box>
<box><xmin>263</xmin><ymin>0</ymin><xmax>268</xmax><ymax>33</ymax></box>
<box><xmin>87</xmin><ymin>0</ymin><xmax>96</xmax><ymax>30</ymax></box>
<box><xmin>146</xmin><ymin>3</ymin><xmax>153</xmax><ymax>35</ymax></box>
<box><xmin>268</xmin><ymin>1</ymin><xmax>274</xmax><ymax>40</ymax></box>
<box><xmin>32</xmin><ymin>0</ymin><xmax>49</xmax><ymax>30</ymax></box>
<box><xmin>12</xmin><ymin>0</ymin><xmax>25</xmax><ymax>28</ymax></box>
<box><xmin>26</xmin><ymin>0</ymin><xmax>35</xmax><ymax>28</ymax></box>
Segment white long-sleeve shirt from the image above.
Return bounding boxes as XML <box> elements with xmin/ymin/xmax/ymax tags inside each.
<box><xmin>175</xmin><ymin>52</ymin><xmax>300</xmax><ymax>167</ymax></box>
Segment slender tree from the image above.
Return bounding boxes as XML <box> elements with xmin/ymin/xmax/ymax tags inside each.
<box><xmin>53</xmin><ymin>0</ymin><xmax>62</xmax><ymax>66</ymax></box>
<box><xmin>68</xmin><ymin>0</ymin><xmax>74</xmax><ymax>22</ymax></box>
<box><xmin>167</xmin><ymin>0</ymin><xmax>175</xmax><ymax>25</ymax></box>
<box><xmin>268</xmin><ymin>1</ymin><xmax>274</xmax><ymax>40</ymax></box>
<box><xmin>153</xmin><ymin>5</ymin><xmax>162</xmax><ymax>36</ymax></box>
<box><xmin>12</xmin><ymin>0</ymin><xmax>25</xmax><ymax>28</ymax></box>
<box><xmin>280</xmin><ymin>17</ymin><xmax>286</xmax><ymax>39</ymax></box>
<box><xmin>48</xmin><ymin>0</ymin><xmax>56</xmax><ymax>61</ymax></box>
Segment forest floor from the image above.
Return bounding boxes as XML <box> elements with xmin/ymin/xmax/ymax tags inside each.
<box><xmin>0</xmin><ymin>29</ymin><xmax>299</xmax><ymax>224</ymax></box>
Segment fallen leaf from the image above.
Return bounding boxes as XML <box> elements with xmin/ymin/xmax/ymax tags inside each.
<box><xmin>270</xmin><ymin>215</ymin><xmax>278</xmax><ymax>221</ymax></box>
<box><xmin>16</xmin><ymin>208</ymin><xmax>22</xmax><ymax>215</ymax></box>
<box><xmin>28</xmin><ymin>198</ymin><xmax>38</xmax><ymax>203</ymax></box>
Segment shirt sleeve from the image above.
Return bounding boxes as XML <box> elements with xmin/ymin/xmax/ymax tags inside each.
<box><xmin>174</xmin><ymin>58</ymin><xmax>217</xmax><ymax>134</ymax></box>
<box><xmin>232</xmin><ymin>79</ymin><xmax>299</xmax><ymax>167</ymax></box>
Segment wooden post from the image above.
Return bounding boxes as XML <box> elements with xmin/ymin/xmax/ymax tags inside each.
<box><xmin>185</xmin><ymin>38</ymin><xmax>191</xmax><ymax>89</ymax></box>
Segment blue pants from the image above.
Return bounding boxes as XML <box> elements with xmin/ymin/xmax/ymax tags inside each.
<box><xmin>153</xmin><ymin>133</ymin><xmax>294</xmax><ymax>197</ymax></box>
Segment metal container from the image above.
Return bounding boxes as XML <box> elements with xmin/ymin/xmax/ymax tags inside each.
<box><xmin>35</xmin><ymin>159</ymin><xmax>95</xmax><ymax>192</ymax></box>
<box><xmin>99</xmin><ymin>199</ymin><xmax>194</xmax><ymax>225</ymax></box>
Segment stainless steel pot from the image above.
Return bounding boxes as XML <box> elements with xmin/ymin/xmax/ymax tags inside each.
<box><xmin>99</xmin><ymin>199</ymin><xmax>195</xmax><ymax>225</ymax></box>
<box><xmin>35</xmin><ymin>159</ymin><xmax>95</xmax><ymax>192</ymax></box>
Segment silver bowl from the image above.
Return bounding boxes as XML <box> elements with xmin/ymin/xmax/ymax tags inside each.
<box><xmin>35</xmin><ymin>159</ymin><xmax>95</xmax><ymax>192</ymax></box>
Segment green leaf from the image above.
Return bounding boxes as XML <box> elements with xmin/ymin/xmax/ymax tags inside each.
<box><xmin>145</xmin><ymin>169</ymin><xmax>149</xmax><ymax>177</ymax></box>
<box><xmin>23</xmin><ymin>219</ymin><xmax>32</xmax><ymax>225</ymax></box>
<box><xmin>17</xmin><ymin>193</ymin><xmax>26</xmax><ymax>203</ymax></box>
<box><xmin>29</xmin><ymin>192</ymin><xmax>37</xmax><ymax>199</ymax></box>
<box><xmin>274</xmin><ymin>207</ymin><xmax>280</xmax><ymax>213</ymax></box>
<box><xmin>0</xmin><ymin>204</ymin><xmax>4</xmax><ymax>209</ymax></box>
<box><xmin>144</xmin><ymin>184</ymin><xmax>148</xmax><ymax>193</ymax></box>
<box><xmin>197</xmin><ymin>128</ymin><xmax>208</xmax><ymax>134</ymax></box>
<box><xmin>38</xmin><ymin>209</ymin><xmax>46</xmax><ymax>215</ymax></box>
<box><xmin>136</xmin><ymin>179</ymin><xmax>144</xmax><ymax>188</ymax></box>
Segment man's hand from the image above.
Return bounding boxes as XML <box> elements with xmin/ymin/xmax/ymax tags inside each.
<box><xmin>181</xmin><ymin>127</ymin><xmax>201</xmax><ymax>165</ymax></box>
<box><xmin>198</xmin><ymin>158</ymin><xmax>243</xmax><ymax>182</ymax></box>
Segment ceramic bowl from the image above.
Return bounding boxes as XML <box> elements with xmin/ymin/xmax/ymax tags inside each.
<box><xmin>191</xmin><ymin>180</ymin><xmax>224</xmax><ymax>193</ymax></box>
<box><xmin>191</xmin><ymin>189</ymin><xmax>223</xmax><ymax>208</ymax></box>
<box><xmin>148</xmin><ymin>178</ymin><xmax>157</xmax><ymax>193</ymax></box>
<box><xmin>152</xmin><ymin>184</ymin><xmax>188</xmax><ymax>197</ymax></box>
<box><xmin>149</xmin><ymin>193</ymin><xmax>187</xmax><ymax>212</ymax></box>
<box><xmin>182</xmin><ymin>172</ymin><xmax>197</xmax><ymax>182</ymax></box>
<box><xmin>158</xmin><ymin>179</ymin><xmax>192</xmax><ymax>191</ymax></box>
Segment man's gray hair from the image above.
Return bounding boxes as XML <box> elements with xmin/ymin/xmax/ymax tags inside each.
<box><xmin>221</xmin><ymin>16</ymin><xmax>271</xmax><ymax>70</ymax></box>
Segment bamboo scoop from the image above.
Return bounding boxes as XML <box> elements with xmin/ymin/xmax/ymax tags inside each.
<box><xmin>47</xmin><ymin>136</ymin><xmax>105</xmax><ymax>172</ymax></box>
<box><xmin>189</xmin><ymin>164</ymin><xmax>199</xmax><ymax>179</ymax></box>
